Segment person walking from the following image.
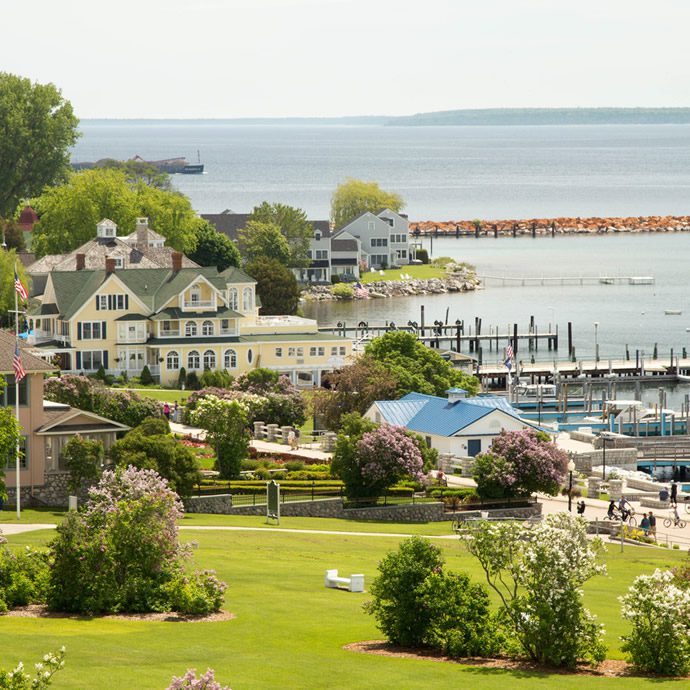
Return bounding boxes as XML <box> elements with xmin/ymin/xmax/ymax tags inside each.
<box><xmin>671</xmin><ymin>481</ymin><xmax>678</xmax><ymax>508</ymax></box>
<box><xmin>163</xmin><ymin>402</ymin><xmax>171</xmax><ymax>421</ymax></box>
<box><xmin>640</xmin><ymin>513</ymin><xmax>650</xmax><ymax>535</ymax></box>
<box><xmin>648</xmin><ymin>511</ymin><xmax>657</xmax><ymax>540</ymax></box>
<box><xmin>576</xmin><ymin>500</ymin><xmax>586</xmax><ymax>516</ymax></box>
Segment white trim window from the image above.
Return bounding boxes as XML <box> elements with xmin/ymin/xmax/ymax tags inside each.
<box><xmin>288</xmin><ymin>347</ymin><xmax>304</xmax><ymax>358</ymax></box>
<box><xmin>81</xmin><ymin>351</ymin><xmax>104</xmax><ymax>370</ymax></box>
<box><xmin>275</xmin><ymin>347</ymin><xmax>283</xmax><ymax>358</ymax></box>
<box><xmin>187</xmin><ymin>350</ymin><xmax>200</xmax><ymax>369</ymax></box>
<box><xmin>166</xmin><ymin>351</ymin><xmax>179</xmax><ymax>370</ymax></box>
<box><xmin>242</xmin><ymin>287</ymin><xmax>253</xmax><ymax>312</ymax></box>
<box><xmin>203</xmin><ymin>350</ymin><xmax>216</xmax><ymax>370</ymax></box>
<box><xmin>81</xmin><ymin>322</ymin><xmax>103</xmax><ymax>340</ymax></box>
<box><xmin>97</xmin><ymin>295</ymin><xmax>108</xmax><ymax>310</ymax></box>
<box><xmin>185</xmin><ymin>321</ymin><xmax>197</xmax><ymax>337</ymax></box>
<box><xmin>224</xmin><ymin>349</ymin><xmax>237</xmax><ymax>369</ymax></box>
<box><xmin>309</xmin><ymin>346</ymin><xmax>325</xmax><ymax>357</ymax></box>
<box><xmin>202</xmin><ymin>320</ymin><xmax>214</xmax><ymax>336</ymax></box>
<box><xmin>228</xmin><ymin>288</ymin><xmax>238</xmax><ymax>310</ymax></box>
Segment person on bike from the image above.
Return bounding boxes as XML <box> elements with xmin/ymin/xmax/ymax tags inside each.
<box><xmin>618</xmin><ymin>497</ymin><xmax>632</xmax><ymax>521</ymax></box>
<box><xmin>673</xmin><ymin>505</ymin><xmax>681</xmax><ymax>525</ymax></box>
<box><xmin>607</xmin><ymin>500</ymin><xmax>617</xmax><ymax>519</ymax></box>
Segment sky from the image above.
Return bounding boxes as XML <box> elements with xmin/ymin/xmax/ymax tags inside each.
<box><xmin>3</xmin><ymin>0</ymin><xmax>690</xmax><ymax>119</ymax></box>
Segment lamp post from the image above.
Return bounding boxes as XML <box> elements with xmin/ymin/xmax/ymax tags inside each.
<box><xmin>567</xmin><ymin>459</ymin><xmax>576</xmax><ymax>512</ymax></box>
<box><xmin>594</xmin><ymin>321</ymin><xmax>600</xmax><ymax>364</ymax></box>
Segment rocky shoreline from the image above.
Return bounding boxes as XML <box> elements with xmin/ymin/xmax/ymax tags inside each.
<box><xmin>301</xmin><ymin>269</ymin><xmax>479</xmax><ymax>302</ymax></box>
<box><xmin>411</xmin><ymin>214</ymin><xmax>690</xmax><ymax>236</ymax></box>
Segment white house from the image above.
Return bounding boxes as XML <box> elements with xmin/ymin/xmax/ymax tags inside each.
<box><xmin>364</xmin><ymin>388</ymin><xmax>539</xmax><ymax>457</ymax></box>
<box><xmin>332</xmin><ymin>209</ymin><xmax>411</xmax><ymax>270</ymax></box>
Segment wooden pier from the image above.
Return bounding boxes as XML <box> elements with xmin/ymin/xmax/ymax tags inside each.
<box><xmin>478</xmin><ymin>274</ymin><xmax>654</xmax><ymax>287</ymax></box>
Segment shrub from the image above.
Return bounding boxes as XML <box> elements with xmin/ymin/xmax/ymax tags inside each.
<box><xmin>0</xmin><ymin>542</ymin><xmax>50</xmax><ymax>610</ymax></box>
<box><xmin>60</xmin><ymin>435</ymin><xmax>104</xmax><ymax>494</ymax></box>
<box><xmin>473</xmin><ymin>429</ymin><xmax>568</xmax><ymax>499</ymax></box>
<box><xmin>620</xmin><ymin>568</ymin><xmax>690</xmax><ymax>675</ymax></box>
<box><xmin>414</xmin><ymin>248</ymin><xmax>429</xmax><ymax>264</ymax></box>
<box><xmin>464</xmin><ymin>513</ymin><xmax>606</xmax><ymax>668</ymax></box>
<box><xmin>178</xmin><ymin>367</ymin><xmax>187</xmax><ymax>389</ymax></box>
<box><xmin>330</xmin><ymin>274</ymin><xmax>341</xmax><ymax>284</ymax></box>
<box><xmin>365</xmin><ymin>537</ymin><xmax>496</xmax><ymax>655</ymax></box>
<box><xmin>186</xmin><ymin>371</ymin><xmax>201</xmax><ymax>390</ymax></box>
<box><xmin>140</xmin><ymin>365</ymin><xmax>154</xmax><ymax>385</ymax></box>
<box><xmin>166</xmin><ymin>668</ymin><xmax>231</xmax><ymax>690</ymax></box>
<box><xmin>48</xmin><ymin>467</ymin><xmax>226</xmax><ymax>615</ymax></box>
<box><xmin>0</xmin><ymin>648</ymin><xmax>66</xmax><ymax>689</ymax></box>
<box><xmin>331</xmin><ymin>283</ymin><xmax>354</xmax><ymax>300</ymax></box>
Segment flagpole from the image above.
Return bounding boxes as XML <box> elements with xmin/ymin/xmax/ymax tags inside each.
<box><xmin>14</xmin><ymin>266</ymin><xmax>20</xmax><ymax>520</ymax></box>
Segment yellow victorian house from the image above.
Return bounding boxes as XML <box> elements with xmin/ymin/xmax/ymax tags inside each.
<box><xmin>27</xmin><ymin>253</ymin><xmax>352</xmax><ymax>387</ymax></box>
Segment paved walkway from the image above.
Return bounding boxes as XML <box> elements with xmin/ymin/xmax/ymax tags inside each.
<box><xmin>0</xmin><ymin>523</ymin><xmax>57</xmax><ymax>534</ymax></box>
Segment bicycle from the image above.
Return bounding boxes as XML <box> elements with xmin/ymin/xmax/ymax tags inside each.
<box><xmin>604</xmin><ymin>509</ymin><xmax>637</xmax><ymax>527</ymax></box>
<box><xmin>663</xmin><ymin>516</ymin><xmax>687</xmax><ymax>529</ymax></box>
<box><xmin>684</xmin><ymin>497</ymin><xmax>690</xmax><ymax>514</ymax></box>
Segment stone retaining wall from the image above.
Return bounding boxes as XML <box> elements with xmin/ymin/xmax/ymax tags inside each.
<box><xmin>450</xmin><ymin>503</ymin><xmax>542</xmax><ymax>520</ymax></box>
<box><xmin>572</xmin><ymin>448</ymin><xmax>638</xmax><ymax>473</ymax></box>
<box><xmin>184</xmin><ymin>494</ymin><xmax>233</xmax><ymax>514</ymax></box>
<box><xmin>6</xmin><ymin>472</ymin><xmax>92</xmax><ymax>510</ymax></box>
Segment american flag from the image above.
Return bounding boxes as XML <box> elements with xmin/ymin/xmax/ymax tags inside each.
<box><xmin>14</xmin><ymin>268</ymin><xmax>28</xmax><ymax>301</ymax></box>
<box><xmin>504</xmin><ymin>343</ymin><xmax>514</xmax><ymax>371</ymax></box>
<box><xmin>13</xmin><ymin>345</ymin><xmax>26</xmax><ymax>383</ymax></box>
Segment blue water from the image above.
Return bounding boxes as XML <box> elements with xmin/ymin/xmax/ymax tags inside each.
<box><xmin>72</xmin><ymin>121</ymin><xmax>690</xmax><ymax>219</ymax></box>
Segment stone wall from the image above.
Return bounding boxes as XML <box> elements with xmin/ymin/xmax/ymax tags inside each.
<box><xmin>184</xmin><ymin>494</ymin><xmax>233</xmax><ymax>514</ymax></box>
<box><xmin>572</xmin><ymin>448</ymin><xmax>638</xmax><ymax>473</ymax></box>
<box><xmin>450</xmin><ymin>503</ymin><xmax>543</xmax><ymax>520</ymax></box>
<box><xmin>6</xmin><ymin>471</ymin><xmax>92</xmax><ymax>510</ymax></box>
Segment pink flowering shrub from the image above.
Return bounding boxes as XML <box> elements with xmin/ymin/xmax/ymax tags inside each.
<box><xmin>332</xmin><ymin>414</ymin><xmax>424</xmax><ymax>499</ymax></box>
<box><xmin>167</xmin><ymin>668</ymin><xmax>231</xmax><ymax>690</ymax></box>
<box><xmin>473</xmin><ymin>429</ymin><xmax>568</xmax><ymax>499</ymax></box>
<box><xmin>48</xmin><ymin>466</ymin><xmax>227</xmax><ymax>615</ymax></box>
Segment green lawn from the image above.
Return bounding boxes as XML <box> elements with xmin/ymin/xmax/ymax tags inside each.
<box><xmin>0</xmin><ymin>521</ymin><xmax>687</xmax><ymax>688</ymax></box>
<box><xmin>360</xmin><ymin>264</ymin><xmax>445</xmax><ymax>283</ymax></box>
<box><xmin>123</xmin><ymin>388</ymin><xmax>191</xmax><ymax>403</ymax></box>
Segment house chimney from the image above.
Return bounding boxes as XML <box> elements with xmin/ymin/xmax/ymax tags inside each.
<box><xmin>76</xmin><ymin>253</ymin><xmax>85</xmax><ymax>271</ymax></box>
<box><xmin>136</xmin><ymin>217</ymin><xmax>149</xmax><ymax>250</ymax></box>
<box><xmin>105</xmin><ymin>257</ymin><xmax>116</xmax><ymax>274</ymax></box>
<box><xmin>446</xmin><ymin>388</ymin><xmax>467</xmax><ymax>404</ymax></box>
<box><xmin>172</xmin><ymin>251</ymin><xmax>183</xmax><ymax>273</ymax></box>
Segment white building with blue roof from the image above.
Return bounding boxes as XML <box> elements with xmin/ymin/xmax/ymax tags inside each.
<box><xmin>364</xmin><ymin>388</ymin><xmax>539</xmax><ymax>458</ymax></box>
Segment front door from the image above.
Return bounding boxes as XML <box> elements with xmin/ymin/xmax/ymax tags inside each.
<box><xmin>467</xmin><ymin>439</ymin><xmax>482</xmax><ymax>457</ymax></box>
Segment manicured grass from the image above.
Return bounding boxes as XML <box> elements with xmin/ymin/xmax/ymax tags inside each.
<box><xmin>0</xmin><ymin>522</ymin><xmax>687</xmax><ymax>688</ymax></box>
<box><xmin>0</xmin><ymin>508</ymin><xmax>66</xmax><ymax>524</ymax></box>
<box><xmin>360</xmin><ymin>263</ymin><xmax>445</xmax><ymax>283</ymax></box>
<box><xmin>124</xmin><ymin>388</ymin><xmax>191</xmax><ymax>403</ymax></box>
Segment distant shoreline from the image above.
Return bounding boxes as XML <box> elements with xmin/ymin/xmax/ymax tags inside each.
<box><xmin>410</xmin><ymin>215</ymin><xmax>690</xmax><ymax>237</ymax></box>
<box><xmin>78</xmin><ymin>108</ymin><xmax>690</xmax><ymax>128</ymax></box>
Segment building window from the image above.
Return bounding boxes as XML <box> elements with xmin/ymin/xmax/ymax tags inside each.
<box><xmin>203</xmin><ymin>350</ymin><xmax>216</xmax><ymax>370</ymax></box>
<box><xmin>189</xmin><ymin>286</ymin><xmax>201</xmax><ymax>305</ymax></box>
<box><xmin>98</xmin><ymin>295</ymin><xmax>108</xmax><ymax>310</ymax></box>
<box><xmin>224</xmin><ymin>349</ymin><xmax>237</xmax><ymax>369</ymax></box>
<box><xmin>202</xmin><ymin>320</ymin><xmax>214</xmax><ymax>336</ymax></box>
<box><xmin>371</xmin><ymin>238</ymin><xmax>388</xmax><ymax>247</ymax></box>
<box><xmin>242</xmin><ymin>287</ymin><xmax>253</xmax><ymax>311</ymax></box>
<box><xmin>115</xmin><ymin>294</ymin><xmax>126</xmax><ymax>309</ymax></box>
<box><xmin>166</xmin><ymin>351</ymin><xmax>179</xmax><ymax>370</ymax></box>
<box><xmin>368</xmin><ymin>221</ymin><xmax>375</xmax><ymax>231</ymax></box>
<box><xmin>288</xmin><ymin>347</ymin><xmax>304</xmax><ymax>358</ymax></box>
<box><xmin>1</xmin><ymin>376</ymin><xmax>28</xmax><ymax>407</ymax></box>
<box><xmin>330</xmin><ymin>346</ymin><xmax>338</xmax><ymax>356</ymax></box>
<box><xmin>81</xmin><ymin>351</ymin><xmax>104</xmax><ymax>370</ymax></box>
<box><xmin>187</xmin><ymin>350</ymin><xmax>200</xmax><ymax>369</ymax></box>
<box><xmin>309</xmin><ymin>346</ymin><xmax>325</xmax><ymax>357</ymax></box>
<box><xmin>315</xmin><ymin>231</ymin><xmax>321</xmax><ymax>241</ymax></box>
<box><xmin>339</xmin><ymin>347</ymin><xmax>346</xmax><ymax>356</ymax></box>
<box><xmin>81</xmin><ymin>321</ymin><xmax>103</xmax><ymax>340</ymax></box>
<box><xmin>275</xmin><ymin>347</ymin><xmax>282</xmax><ymax>358</ymax></box>
<box><xmin>228</xmin><ymin>288</ymin><xmax>238</xmax><ymax>310</ymax></box>
<box><xmin>185</xmin><ymin>321</ymin><xmax>197</xmax><ymax>337</ymax></box>
<box><xmin>113</xmin><ymin>257</ymin><xmax>124</xmax><ymax>269</ymax></box>
<box><xmin>5</xmin><ymin>436</ymin><xmax>28</xmax><ymax>470</ymax></box>
<box><xmin>161</xmin><ymin>320</ymin><xmax>177</xmax><ymax>335</ymax></box>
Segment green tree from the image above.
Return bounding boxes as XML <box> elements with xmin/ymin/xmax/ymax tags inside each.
<box><xmin>314</xmin><ymin>355</ymin><xmax>400</xmax><ymax>431</ymax></box>
<box><xmin>30</xmin><ymin>168</ymin><xmax>200</xmax><ymax>257</ymax></box>
<box><xmin>189</xmin><ymin>396</ymin><xmax>249</xmax><ymax>479</ymax></box>
<box><xmin>1</xmin><ymin>219</ymin><xmax>25</xmax><ymax>251</ymax></box>
<box><xmin>0</xmin><ymin>250</ymin><xmax>30</xmax><ymax>328</ymax></box>
<box><xmin>0</xmin><ymin>72</ymin><xmax>79</xmax><ymax>217</ymax></box>
<box><xmin>100</xmin><ymin>158</ymin><xmax>172</xmax><ymax>190</ymax></box>
<box><xmin>365</xmin><ymin>331</ymin><xmax>479</xmax><ymax>397</ymax></box>
<box><xmin>109</xmin><ymin>420</ymin><xmax>200</xmax><ymax>497</ymax></box>
<box><xmin>60</xmin><ymin>435</ymin><xmax>104</xmax><ymax>494</ymax></box>
<box><xmin>238</xmin><ymin>220</ymin><xmax>290</xmax><ymax>266</ymax></box>
<box><xmin>246</xmin><ymin>256</ymin><xmax>300</xmax><ymax>315</ymax></box>
<box><xmin>0</xmin><ymin>376</ymin><xmax>19</xmax><ymax>501</ymax></box>
<box><xmin>331</xmin><ymin>178</ymin><xmax>404</xmax><ymax>228</ymax></box>
<box><xmin>249</xmin><ymin>201</ymin><xmax>313</xmax><ymax>268</ymax></box>
<box><xmin>188</xmin><ymin>221</ymin><xmax>240</xmax><ymax>271</ymax></box>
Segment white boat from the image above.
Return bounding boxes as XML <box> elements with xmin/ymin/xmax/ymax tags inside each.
<box><xmin>664</xmin><ymin>309</ymin><xmax>682</xmax><ymax>315</ymax></box>
<box><xmin>629</xmin><ymin>276</ymin><xmax>655</xmax><ymax>285</ymax></box>
<box><xmin>599</xmin><ymin>277</ymin><xmax>616</xmax><ymax>285</ymax></box>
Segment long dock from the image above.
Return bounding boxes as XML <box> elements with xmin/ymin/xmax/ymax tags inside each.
<box><xmin>478</xmin><ymin>274</ymin><xmax>654</xmax><ymax>287</ymax></box>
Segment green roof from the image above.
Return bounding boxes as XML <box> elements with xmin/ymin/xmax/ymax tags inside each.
<box><xmin>46</xmin><ymin>266</ymin><xmax>256</xmax><ymax>321</ymax></box>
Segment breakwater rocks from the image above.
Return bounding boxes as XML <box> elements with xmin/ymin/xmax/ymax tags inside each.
<box><xmin>302</xmin><ymin>273</ymin><xmax>478</xmax><ymax>302</ymax></box>
<box><xmin>411</xmin><ymin>215</ymin><xmax>690</xmax><ymax>236</ymax></box>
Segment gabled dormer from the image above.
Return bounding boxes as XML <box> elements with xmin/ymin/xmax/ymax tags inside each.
<box><xmin>96</xmin><ymin>219</ymin><xmax>118</xmax><ymax>239</ymax></box>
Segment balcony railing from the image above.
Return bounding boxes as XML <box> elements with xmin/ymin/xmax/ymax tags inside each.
<box><xmin>182</xmin><ymin>299</ymin><xmax>214</xmax><ymax>309</ymax></box>
<box><xmin>158</xmin><ymin>330</ymin><xmax>181</xmax><ymax>337</ymax></box>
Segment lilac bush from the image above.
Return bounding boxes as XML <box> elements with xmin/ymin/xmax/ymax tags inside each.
<box><xmin>48</xmin><ymin>466</ymin><xmax>227</xmax><ymax>615</ymax></box>
<box><xmin>0</xmin><ymin>647</ymin><xmax>66</xmax><ymax>689</ymax></box>
<box><xmin>473</xmin><ymin>429</ymin><xmax>568</xmax><ymax>499</ymax></box>
<box><xmin>167</xmin><ymin>668</ymin><xmax>231</xmax><ymax>690</ymax></box>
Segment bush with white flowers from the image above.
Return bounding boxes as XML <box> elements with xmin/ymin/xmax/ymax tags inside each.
<box><xmin>0</xmin><ymin>648</ymin><xmax>66</xmax><ymax>688</ymax></box>
<box><xmin>620</xmin><ymin>568</ymin><xmax>690</xmax><ymax>676</ymax></box>
<box><xmin>463</xmin><ymin>512</ymin><xmax>607</xmax><ymax>668</ymax></box>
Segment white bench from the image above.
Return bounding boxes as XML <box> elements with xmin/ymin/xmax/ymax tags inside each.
<box><xmin>324</xmin><ymin>569</ymin><xmax>364</xmax><ymax>593</ymax></box>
